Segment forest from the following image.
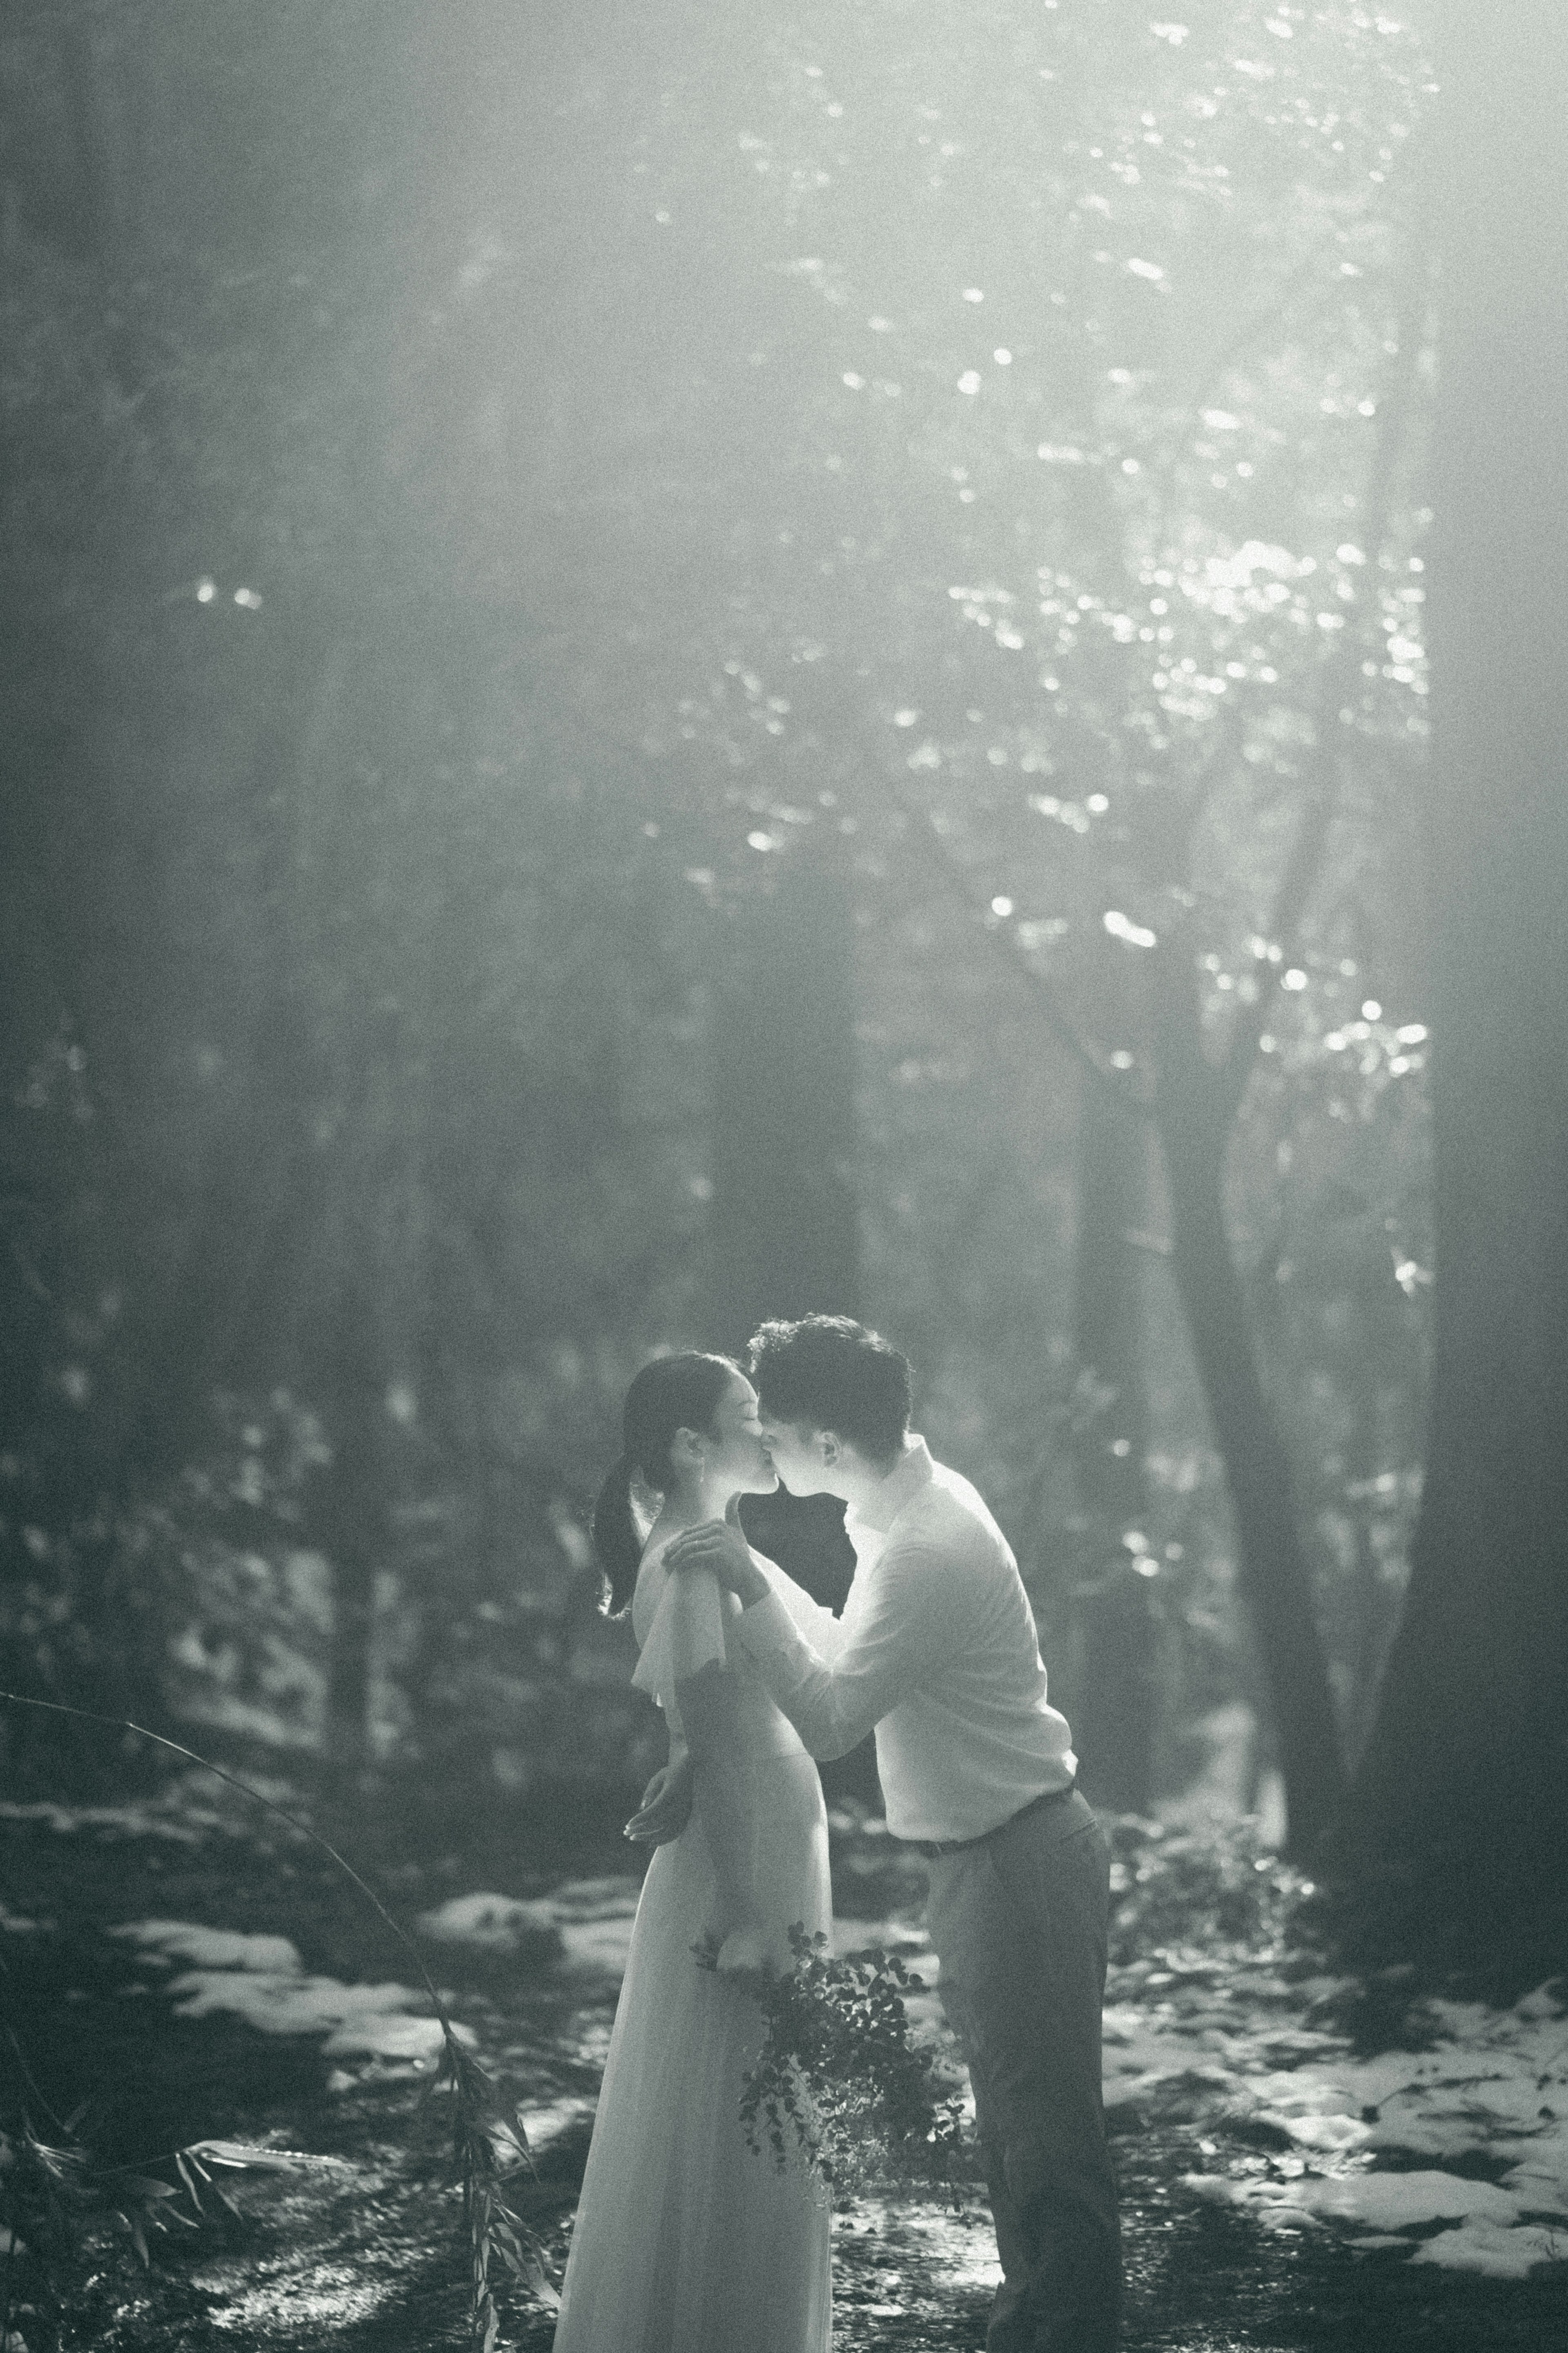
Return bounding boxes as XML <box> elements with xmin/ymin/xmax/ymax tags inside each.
<box><xmin>0</xmin><ymin>2</ymin><xmax>1565</xmax><ymax>2349</ymax></box>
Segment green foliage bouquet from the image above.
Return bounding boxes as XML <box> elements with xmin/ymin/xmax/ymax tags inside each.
<box><xmin>740</xmin><ymin>1928</ymin><xmax>973</xmax><ymax>2208</ymax></box>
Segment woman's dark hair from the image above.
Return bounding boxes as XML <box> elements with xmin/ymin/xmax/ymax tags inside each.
<box><xmin>747</xmin><ymin>1314</ymin><xmax>912</xmax><ymax>1465</ymax></box>
<box><xmin>592</xmin><ymin>1352</ymin><xmax>739</xmax><ymax>1617</ymax></box>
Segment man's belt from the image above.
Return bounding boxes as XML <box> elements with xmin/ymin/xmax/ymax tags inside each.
<box><xmin>915</xmin><ymin>1779</ymin><xmax>1079</xmax><ymax>1861</ymax></box>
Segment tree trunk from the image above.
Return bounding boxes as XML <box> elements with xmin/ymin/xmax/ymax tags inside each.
<box><xmin>1342</xmin><ymin>1335</ymin><xmax>1387</xmax><ymax>1770</ymax></box>
<box><xmin>708</xmin><ymin>852</ymin><xmax>860</xmax><ymax>1347</ymax></box>
<box><xmin>1153</xmin><ymin>960</ymin><xmax>1347</xmax><ymax>1855</ymax></box>
<box><xmin>1071</xmin><ymin>1001</ymin><xmax>1158</xmax><ymax>1814</ymax></box>
<box><xmin>713</xmin><ymin>846</ymin><xmax>872</xmax><ymax>1801</ymax></box>
<box><xmin>1345</xmin><ymin>2</ymin><xmax>1568</xmax><ymax>1898</ymax></box>
<box><xmin>312</xmin><ymin>1277</ymin><xmax>387</xmax><ymax>1782</ymax></box>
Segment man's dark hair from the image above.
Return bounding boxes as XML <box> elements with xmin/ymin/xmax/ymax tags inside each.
<box><xmin>748</xmin><ymin>1315</ymin><xmax>912</xmax><ymax>1465</ymax></box>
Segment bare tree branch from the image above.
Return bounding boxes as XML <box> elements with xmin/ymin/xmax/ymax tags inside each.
<box><xmin>1215</xmin><ymin>242</ymin><xmax>1434</xmax><ymax>1126</ymax></box>
<box><xmin>1187</xmin><ymin>251</ymin><xmax>1343</xmax><ymax>416</ymax></box>
<box><xmin>873</xmin><ymin>209</ymin><xmax>1432</xmax><ymax>1143</ymax></box>
<box><xmin>894</xmin><ymin>794</ymin><xmax>1152</xmax><ymax>1117</ymax></box>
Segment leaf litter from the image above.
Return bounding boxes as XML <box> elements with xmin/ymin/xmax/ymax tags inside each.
<box><xmin>5</xmin><ymin>1798</ymin><xmax>1566</xmax><ymax>2349</ymax></box>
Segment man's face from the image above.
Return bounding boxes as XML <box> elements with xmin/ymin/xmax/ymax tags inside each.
<box><xmin>756</xmin><ymin>1410</ymin><xmax>829</xmax><ymax>1496</ymax></box>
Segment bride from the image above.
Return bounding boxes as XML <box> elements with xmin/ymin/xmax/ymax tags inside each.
<box><xmin>550</xmin><ymin>1352</ymin><xmax>838</xmax><ymax>2353</ymax></box>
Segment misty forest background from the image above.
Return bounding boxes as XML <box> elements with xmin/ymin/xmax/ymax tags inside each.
<box><xmin>2</xmin><ymin>0</ymin><xmax>1566</xmax><ymax>1959</ymax></box>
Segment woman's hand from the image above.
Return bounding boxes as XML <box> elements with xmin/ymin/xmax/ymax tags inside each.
<box><xmin>624</xmin><ymin>1753</ymin><xmax>694</xmax><ymax>1847</ymax></box>
<box><xmin>664</xmin><ymin>1517</ymin><xmax>769</xmax><ymax>1606</ymax></box>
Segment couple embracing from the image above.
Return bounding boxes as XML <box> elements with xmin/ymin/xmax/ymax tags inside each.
<box><xmin>551</xmin><ymin>1316</ymin><xmax>1121</xmax><ymax>2353</ymax></box>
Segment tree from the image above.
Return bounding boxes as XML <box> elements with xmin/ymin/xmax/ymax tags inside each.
<box><xmin>468</xmin><ymin>0</ymin><xmax>1430</xmax><ymax>1851</ymax></box>
<box><xmin>708</xmin><ymin>850</ymin><xmax>860</xmax><ymax>1351</ymax></box>
<box><xmin>0</xmin><ymin>1</ymin><xmax>717</xmax><ymax>1788</ymax></box>
<box><xmin>0</xmin><ymin>0</ymin><xmax>1447</xmax><ymax>1838</ymax></box>
<box><xmin>710</xmin><ymin>850</ymin><xmax>867</xmax><ymax>1753</ymax></box>
<box><xmin>1065</xmin><ymin>946</ymin><xmax>1160</xmax><ymax>1812</ymax></box>
<box><xmin>1342</xmin><ymin>0</ymin><xmax>1568</xmax><ymax>1923</ymax></box>
<box><xmin>672</xmin><ymin>3</ymin><xmax>1431</xmax><ymax>1851</ymax></box>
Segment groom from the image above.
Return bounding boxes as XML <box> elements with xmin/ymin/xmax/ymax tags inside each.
<box><xmin>657</xmin><ymin>1314</ymin><xmax>1122</xmax><ymax>2353</ymax></box>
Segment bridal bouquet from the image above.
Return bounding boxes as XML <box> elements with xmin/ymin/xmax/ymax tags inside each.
<box><xmin>739</xmin><ymin>1927</ymin><xmax>972</xmax><ymax>2207</ymax></box>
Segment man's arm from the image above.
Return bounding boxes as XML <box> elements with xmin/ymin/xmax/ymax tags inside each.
<box><xmin>665</xmin><ymin>1520</ymin><xmax>947</xmax><ymax>1759</ymax></box>
<box><xmin>738</xmin><ymin>1553</ymin><xmax>948</xmax><ymax>1756</ymax></box>
<box><xmin>757</xmin><ymin>1555</ymin><xmax>854</xmax><ymax>1661</ymax></box>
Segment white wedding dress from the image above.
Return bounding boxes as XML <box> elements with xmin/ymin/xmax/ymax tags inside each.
<box><xmin>550</xmin><ymin>1541</ymin><xmax>838</xmax><ymax>2353</ymax></box>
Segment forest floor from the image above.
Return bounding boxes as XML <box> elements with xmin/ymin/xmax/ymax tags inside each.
<box><xmin>0</xmin><ymin>1771</ymin><xmax>1564</xmax><ymax>2353</ymax></box>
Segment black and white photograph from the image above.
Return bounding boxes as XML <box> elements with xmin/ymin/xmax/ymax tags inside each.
<box><xmin>1</xmin><ymin>3</ymin><xmax>1564</xmax><ymax>2349</ymax></box>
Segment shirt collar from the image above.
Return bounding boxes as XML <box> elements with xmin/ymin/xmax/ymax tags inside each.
<box><xmin>853</xmin><ymin>1434</ymin><xmax>934</xmax><ymax>1537</ymax></box>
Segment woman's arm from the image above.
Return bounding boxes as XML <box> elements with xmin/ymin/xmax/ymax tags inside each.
<box><xmin>624</xmin><ymin>1729</ymin><xmax>693</xmax><ymax>1848</ymax></box>
<box><xmin>675</xmin><ymin>1659</ymin><xmax>760</xmax><ymax>1961</ymax></box>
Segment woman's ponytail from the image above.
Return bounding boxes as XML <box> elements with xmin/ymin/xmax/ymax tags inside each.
<box><xmin>592</xmin><ymin>1452</ymin><xmax>642</xmax><ymax>1619</ymax></box>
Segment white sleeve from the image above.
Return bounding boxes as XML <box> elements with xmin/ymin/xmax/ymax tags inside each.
<box><xmin>733</xmin><ymin>1543</ymin><xmax>951</xmax><ymax>1760</ymax></box>
<box><xmin>631</xmin><ymin>1567</ymin><xmax>728</xmax><ymax>1705</ymax></box>
<box><xmin>752</xmin><ymin>1549</ymin><xmax>853</xmax><ymax>1660</ymax></box>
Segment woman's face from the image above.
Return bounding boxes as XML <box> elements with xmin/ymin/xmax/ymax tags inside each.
<box><xmin>701</xmin><ymin>1372</ymin><xmax>779</xmax><ymax>1499</ymax></box>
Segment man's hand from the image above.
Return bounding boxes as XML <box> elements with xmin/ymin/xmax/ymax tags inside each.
<box><xmin>624</xmin><ymin>1754</ymin><xmax>694</xmax><ymax>1847</ymax></box>
<box><xmin>664</xmin><ymin>1516</ymin><xmax>769</xmax><ymax>1606</ymax></box>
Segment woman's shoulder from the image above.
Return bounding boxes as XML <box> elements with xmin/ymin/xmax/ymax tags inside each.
<box><xmin>629</xmin><ymin>1541</ymin><xmax>671</xmax><ymax>1642</ymax></box>
<box><xmin>629</xmin><ymin>1542</ymin><xmax>739</xmax><ymax>1697</ymax></box>
<box><xmin>630</xmin><ymin>1538</ymin><xmax>733</xmax><ymax>1644</ymax></box>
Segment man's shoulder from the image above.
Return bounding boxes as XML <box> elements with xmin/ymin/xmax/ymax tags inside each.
<box><xmin>901</xmin><ymin>1461</ymin><xmax>1010</xmax><ymax>1562</ymax></box>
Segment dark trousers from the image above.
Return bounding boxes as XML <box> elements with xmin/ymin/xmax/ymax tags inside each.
<box><xmin>924</xmin><ymin>1791</ymin><xmax>1121</xmax><ymax>2353</ymax></box>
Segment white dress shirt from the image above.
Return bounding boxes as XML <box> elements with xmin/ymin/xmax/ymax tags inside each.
<box><xmin>734</xmin><ymin>1437</ymin><xmax>1077</xmax><ymax>1843</ymax></box>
